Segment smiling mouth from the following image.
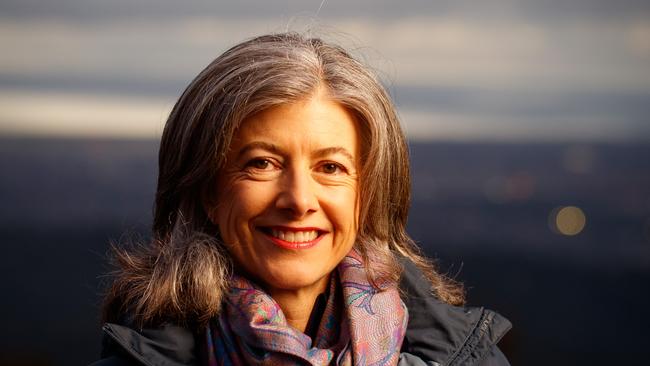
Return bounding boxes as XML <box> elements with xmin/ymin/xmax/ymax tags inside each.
<box><xmin>258</xmin><ymin>226</ymin><xmax>325</xmax><ymax>249</ymax></box>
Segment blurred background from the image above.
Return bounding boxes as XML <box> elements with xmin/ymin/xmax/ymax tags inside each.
<box><xmin>1</xmin><ymin>1</ymin><xmax>649</xmax><ymax>365</ymax></box>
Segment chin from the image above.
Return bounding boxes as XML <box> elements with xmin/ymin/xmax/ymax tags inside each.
<box><xmin>260</xmin><ymin>266</ymin><xmax>330</xmax><ymax>293</ymax></box>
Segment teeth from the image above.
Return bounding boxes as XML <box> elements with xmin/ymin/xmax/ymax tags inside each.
<box><xmin>270</xmin><ymin>229</ymin><xmax>318</xmax><ymax>243</ymax></box>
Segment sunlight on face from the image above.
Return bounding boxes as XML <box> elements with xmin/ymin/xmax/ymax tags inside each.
<box><xmin>212</xmin><ymin>91</ymin><xmax>361</xmax><ymax>298</ymax></box>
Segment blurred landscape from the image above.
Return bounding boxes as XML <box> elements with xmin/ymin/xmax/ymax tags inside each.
<box><xmin>1</xmin><ymin>1</ymin><xmax>650</xmax><ymax>365</ymax></box>
<box><xmin>0</xmin><ymin>136</ymin><xmax>648</xmax><ymax>365</ymax></box>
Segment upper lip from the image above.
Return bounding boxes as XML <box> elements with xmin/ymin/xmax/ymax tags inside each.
<box><xmin>259</xmin><ymin>225</ymin><xmax>327</xmax><ymax>233</ymax></box>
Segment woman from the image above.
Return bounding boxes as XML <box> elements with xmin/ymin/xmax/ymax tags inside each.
<box><xmin>93</xmin><ymin>33</ymin><xmax>510</xmax><ymax>366</ymax></box>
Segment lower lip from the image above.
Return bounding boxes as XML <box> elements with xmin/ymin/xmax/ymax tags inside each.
<box><xmin>264</xmin><ymin>232</ymin><xmax>324</xmax><ymax>250</ymax></box>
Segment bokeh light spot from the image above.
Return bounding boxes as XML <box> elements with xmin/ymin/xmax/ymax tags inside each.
<box><xmin>484</xmin><ymin>172</ymin><xmax>536</xmax><ymax>204</ymax></box>
<box><xmin>552</xmin><ymin>206</ymin><xmax>587</xmax><ymax>236</ymax></box>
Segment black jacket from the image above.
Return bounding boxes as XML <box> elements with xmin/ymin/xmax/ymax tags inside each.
<box><xmin>398</xmin><ymin>259</ymin><xmax>511</xmax><ymax>366</ymax></box>
<box><xmin>91</xmin><ymin>260</ymin><xmax>511</xmax><ymax>366</ymax></box>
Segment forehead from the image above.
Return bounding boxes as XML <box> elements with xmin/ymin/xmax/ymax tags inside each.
<box><xmin>231</xmin><ymin>95</ymin><xmax>361</xmax><ymax>158</ymax></box>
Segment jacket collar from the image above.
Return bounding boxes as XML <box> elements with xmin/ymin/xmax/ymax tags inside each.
<box><xmin>102</xmin><ymin>322</ymin><xmax>198</xmax><ymax>366</ymax></box>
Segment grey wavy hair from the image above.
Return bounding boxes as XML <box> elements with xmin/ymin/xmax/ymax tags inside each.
<box><xmin>103</xmin><ymin>32</ymin><xmax>464</xmax><ymax>327</ymax></box>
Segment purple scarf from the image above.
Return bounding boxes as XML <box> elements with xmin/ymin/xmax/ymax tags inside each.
<box><xmin>205</xmin><ymin>250</ymin><xmax>407</xmax><ymax>365</ymax></box>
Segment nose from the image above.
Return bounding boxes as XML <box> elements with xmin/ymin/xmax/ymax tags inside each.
<box><xmin>275</xmin><ymin>167</ymin><xmax>319</xmax><ymax>218</ymax></box>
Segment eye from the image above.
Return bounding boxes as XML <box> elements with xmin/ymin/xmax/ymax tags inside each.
<box><xmin>319</xmin><ymin>162</ymin><xmax>346</xmax><ymax>175</ymax></box>
<box><xmin>245</xmin><ymin>158</ymin><xmax>274</xmax><ymax>170</ymax></box>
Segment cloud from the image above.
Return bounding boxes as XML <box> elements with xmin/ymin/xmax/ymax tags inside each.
<box><xmin>2</xmin><ymin>16</ymin><xmax>649</xmax><ymax>91</ymax></box>
<box><xmin>400</xmin><ymin>107</ymin><xmax>649</xmax><ymax>142</ymax></box>
<box><xmin>0</xmin><ymin>5</ymin><xmax>649</xmax><ymax>140</ymax></box>
<box><xmin>0</xmin><ymin>89</ymin><xmax>171</xmax><ymax>138</ymax></box>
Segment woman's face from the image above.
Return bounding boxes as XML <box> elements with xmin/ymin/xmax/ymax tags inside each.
<box><xmin>211</xmin><ymin>91</ymin><xmax>360</xmax><ymax>297</ymax></box>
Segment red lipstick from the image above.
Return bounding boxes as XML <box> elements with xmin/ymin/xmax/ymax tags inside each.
<box><xmin>259</xmin><ymin>226</ymin><xmax>325</xmax><ymax>250</ymax></box>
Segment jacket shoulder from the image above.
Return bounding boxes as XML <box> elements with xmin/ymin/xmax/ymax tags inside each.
<box><xmin>399</xmin><ymin>257</ymin><xmax>511</xmax><ymax>366</ymax></box>
<box><xmin>90</xmin><ymin>322</ymin><xmax>199</xmax><ymax>366</ymax></box>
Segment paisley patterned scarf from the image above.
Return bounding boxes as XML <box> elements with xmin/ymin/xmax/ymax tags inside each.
<box><xmin>205</xmin><ymin>250</ymin><xmax>407</xmax><ymax>365</ymax></box>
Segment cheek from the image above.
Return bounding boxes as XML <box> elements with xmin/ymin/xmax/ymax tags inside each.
<box><xmin>326</xmin><ymin>185</ymin><xmax>359</xmax><ymax>235</ymax></box>
<box><xmin>215</xmin><ymin>183</ymin><xmax>271</xmax><ymax>237</ymax></box>
<box><xmin>214</xmin><ymin>196</ymin><xmax>250</xmax><ymax>260</ymax></box>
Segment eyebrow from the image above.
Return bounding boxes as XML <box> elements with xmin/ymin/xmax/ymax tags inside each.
<box><xmin>237</xmin><ymin>141</ymin><xmax>357</xmax><ymax>165</ymax></box>
<box><xmin>313</xmin><ymin>147</ymin><xmax>356</xmax><ymax>165</ymax></box>
<box><xmin>237</xmin><ymin>141</ymin><xmax>284</xmax><ymax>159</ymax></box>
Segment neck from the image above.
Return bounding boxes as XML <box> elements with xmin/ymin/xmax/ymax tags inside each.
<box><xmin>267</xmin><ymin>274</ymin><xmax>330</xmax><ymax>333</ymax></box>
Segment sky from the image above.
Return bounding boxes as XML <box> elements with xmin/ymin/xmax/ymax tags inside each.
<box><xmin>0</xmin><ymin>0</ymin><xmax>649</xmax><ymax>141</ymax></box>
